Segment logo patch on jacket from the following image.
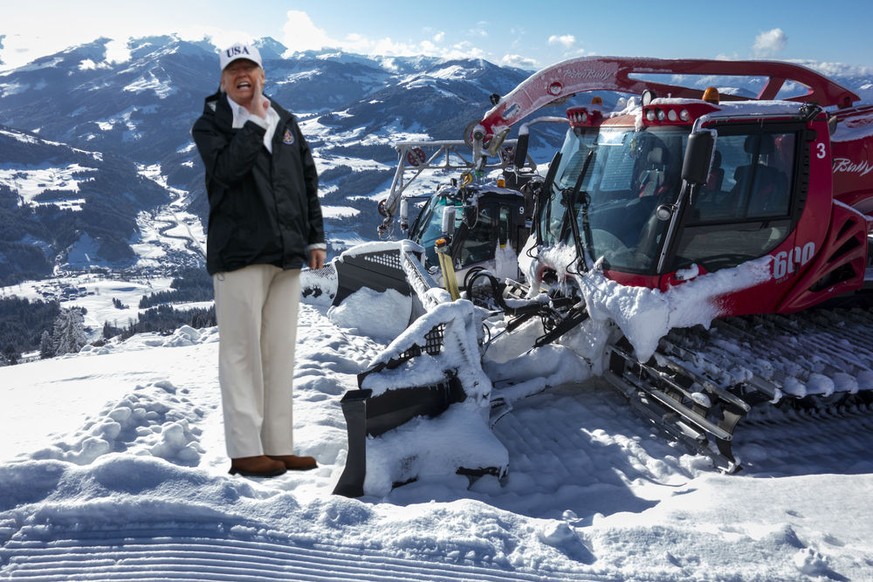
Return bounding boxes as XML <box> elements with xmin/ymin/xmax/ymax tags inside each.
<box><xmin>282</xmin><ymin>128</ymin><xmax>295</xmax><ymax>145</ymax></box>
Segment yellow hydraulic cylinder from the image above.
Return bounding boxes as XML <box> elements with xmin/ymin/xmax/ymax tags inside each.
<box><xmin>435</xmin><ymin>237</ymin><xmax>461</xmax><ymax>300</ymax></box>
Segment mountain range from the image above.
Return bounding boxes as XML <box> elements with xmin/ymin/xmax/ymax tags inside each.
<box><xmin>0</xmin><ymin>35</ymin><xmax>871</xmax><ymax>286</ymax></box>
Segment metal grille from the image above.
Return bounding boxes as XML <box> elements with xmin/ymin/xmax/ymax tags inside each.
<box><xmin>398</xmin><ymin>323</ymin><xmax>445</xmax><ymax>360</ymax></box>
<box><xmin>362</xmin><ymin>249</ymin><xmax>402</xmax><ymax>270</ymax></box>
<box><xmin>422</xmin><ymin>323</ymin><xmax>446</xmax><ymax>355</ymax></box>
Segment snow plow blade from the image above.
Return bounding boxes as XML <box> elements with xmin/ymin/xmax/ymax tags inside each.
<box><xmin>333</xmin><ymin>297</ymin><xmax>508</xmax><ymax>498</ymax></box>
<box><xmin>332</xmin><ymin>242</ymin><xmax>416</xmax><ymax>306</ymax></box>
<box><xmin>333</xmin><ymin>376</ymin><xmax>466</xmax><ymax>497</ymax></box>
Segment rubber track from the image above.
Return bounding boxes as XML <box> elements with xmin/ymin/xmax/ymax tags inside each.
<box><xmin>662</xmin><ymin>307</ymin><xmax>873</xmax><ymax>398</ymax></box>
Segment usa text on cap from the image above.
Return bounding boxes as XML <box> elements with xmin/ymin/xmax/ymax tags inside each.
<box><xmin>220</xmin><ymin>43</ymin><xmax>262</xmax><ymax>71</ymax></box>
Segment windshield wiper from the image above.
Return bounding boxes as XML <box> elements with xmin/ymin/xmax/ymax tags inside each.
<box><xmin>562</xmin><ymin>148</ymin><xmax>595</xmax><ymax>272</ymax></box>
<box><xmin>533</xmin><ymin>151</ymin><xmax>562</xmax><ymax>246</ymax></box>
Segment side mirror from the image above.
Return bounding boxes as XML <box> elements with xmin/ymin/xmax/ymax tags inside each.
<box><xmin>441</xmin><ymin>206</ymin><xmax>457</xmax><ymax>237</ymax></box>
<box><xmin>514</xmin><ymin>132</ymin><xmax>529</xmax><ymax>169</ymax></box>
<box><xmin>682</xmin><ymin>131</ymin><xmax>715</xmax><ymax>186</ymax></box>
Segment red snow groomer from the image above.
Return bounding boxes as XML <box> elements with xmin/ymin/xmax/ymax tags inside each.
<box><xmin>333</xmin><ymin>58</ymin><xmax>873</xmax><ymax>497</ymax></box>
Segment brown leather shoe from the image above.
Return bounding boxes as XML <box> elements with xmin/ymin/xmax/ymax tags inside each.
<box><xmin>268</xmin><ymin>454</ymin><xmax>318</xmax><ymax>471</ymax></box>
<box><xmin>229</xmin><ymin>455</ymin><xmax>287</xmax><ymax>477</ymax></box>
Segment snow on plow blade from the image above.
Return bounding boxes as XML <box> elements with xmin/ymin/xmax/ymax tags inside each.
<box><xmin>333</xmin><ymin>378</ymin><xmax>465</xmax><ymax>497</ymax></box>
<box><xmin>333</xmin><ymin>298</ymin><xmax>508</xmax><ymax>498</ymax></box>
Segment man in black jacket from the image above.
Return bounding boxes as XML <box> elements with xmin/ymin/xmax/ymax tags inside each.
<box><xmin>192</xmin><ymin>42</ymin><xmax>325</xmax><ymax>478</ymax></box>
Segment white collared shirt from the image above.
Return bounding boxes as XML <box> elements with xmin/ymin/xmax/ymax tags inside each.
<box><xmin>226</xmin><ymin>94</ymin><xmax>281</xmax><ymax>153</ymax></box>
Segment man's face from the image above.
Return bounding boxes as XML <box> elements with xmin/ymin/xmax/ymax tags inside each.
<box><xmin>221</xmin><ymin>59</ymin><xmax>265</xmax><ymax>106</ymax></box>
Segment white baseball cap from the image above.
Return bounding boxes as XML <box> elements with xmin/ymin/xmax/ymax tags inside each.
<box><xmin>219</xmin><ymin>43</ymin><xmax>263</xmax><ymax>71</ymax></box>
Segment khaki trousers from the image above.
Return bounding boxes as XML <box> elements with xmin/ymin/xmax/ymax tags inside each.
<box><xmin>213</xmin><ymin>264</ymin><xmax>301</xmax><ymax>459</ymax></box>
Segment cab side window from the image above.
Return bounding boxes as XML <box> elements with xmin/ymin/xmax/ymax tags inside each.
<box><xmin>460</xmin><ymin>205</ymin><xmax>495</xmax><ymax>267</ymax></box>
<box><xmin>672</xmin><ymin>131</ymin><xmax>797</xmax><ymax>272</ymax></box>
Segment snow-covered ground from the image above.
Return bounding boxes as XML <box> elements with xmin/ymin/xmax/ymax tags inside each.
<box><xmin>2</xmin><ymin>264</ymin><xmax>872</xmax><ymax>581</ymax></box>
<box><xmin>0</xmin><ymin>275</ymin><xmax>176</xmax><ymax>340</ymax></box>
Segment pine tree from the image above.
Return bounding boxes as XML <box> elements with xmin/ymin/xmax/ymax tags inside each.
<box><xmin>52</xmin><ymin>308</ymin><xmax>87</xmax><ymax>356</ymax></box>
<box><xmin>39</xmin><ymin>330</ymin><xmax>54</xmax><ymax>359</ymax></box>
<box><xmin>2</xmin><ymin>344</ymin><xmax>18</xmax><ymax>366</ymax></box>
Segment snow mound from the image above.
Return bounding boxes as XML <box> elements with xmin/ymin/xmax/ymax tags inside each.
<box><xmin>328</xmin><ymin>286</ymin><xmax>411</xmax><ymax>342</ymax></box>
<box><xmin>30</xmin><ymin>381</ymin><xmax>205</xmax><ymax>466</ymax></box>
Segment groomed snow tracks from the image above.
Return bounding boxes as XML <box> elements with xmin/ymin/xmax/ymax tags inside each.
<box><xmin>0</xmin><ymin>529</ymin><xmax>593</xmax><ymax>581</ymax></box>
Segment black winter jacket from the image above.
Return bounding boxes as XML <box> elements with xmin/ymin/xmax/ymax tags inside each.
<box><xmin>192</xmin><ymin>91</ymin><xmax>324</xmax><ymax>274</ymax></box>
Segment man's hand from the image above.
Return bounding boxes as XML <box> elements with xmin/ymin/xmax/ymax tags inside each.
<box><xmin>248</xmin><ymin>77</ymin><xmax>269</xmax><ymax>119</ymax></box>
<box><xmin>308</xmin><ymin>248</ymin><xmax>326</xmax><ymax>270</ymax></box>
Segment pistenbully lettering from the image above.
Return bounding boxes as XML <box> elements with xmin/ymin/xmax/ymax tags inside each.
<box><xmin>833</xmin><ymin>157</ymin><xmax>873</xmax><ymax>177</ymax></box>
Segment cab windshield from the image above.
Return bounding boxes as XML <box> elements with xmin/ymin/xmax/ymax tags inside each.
<box><xmin>539</xmin><ymin>125</ymin><xmax>688</xmax><ymax>274</ymax></box>
<box><xmin>409</xmin><ymin>192</ymin><xmax>461</xmax><ymax>267</ymax></box>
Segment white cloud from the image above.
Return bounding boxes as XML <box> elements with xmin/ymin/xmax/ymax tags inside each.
<box><xmin>548</xmin><ymin>34</ymin><xmax>576</xmax><ymax>50</ymax></box>
<box><xmin>753</xmin><ymin>28</ymin><xmax>788</xmax><ymax>57</ymax></box>
<box><xmin>280</xmin><ymin>11</ymin><xmax>429</xmax><ymax>59</ymax></box>
<box><xmin>501</xmin><ymin>54</ymin><xmax>538</xmax><ymax>70</ymax></box>
<box><xmin>805</xmin><ymin>60</ymin><xmax>873</xmax><ymax>78</ymax></box>
<box><xmin>0</xmin><ymin>5</ymin><xmax>254</xmax><ymax>72</ymax></box>
<box><xmin>341</xmin><ymin>34</ymin><xmax>428</xmax><ymax>58</ymax></box>
<box><xmin>0</xmin><ymin>7</ymin><xmax>509</xmax><ymax>71</ymax></box>
<box><xmin>446</xmin><ymin>41</ymin><xmax>485</xmax><ymax>60</ymax></box>
<box><xmin>280</xmin><ymin>10</ymin><xmax>484</xmax><ymax>61</ymax></box>
<box><xmin>281</xmin><ymin>10</ymin><xmax>335</xmax><ymax>53</ymax></box>
<box><xmin>104</xmin><ymin>39</ymin><xmax>132</xmax><ymax>65</ymax></box>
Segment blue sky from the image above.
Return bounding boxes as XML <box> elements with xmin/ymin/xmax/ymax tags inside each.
<box><xmin>1</xmin><ymin>0</ymin><xmax>871</xmax><ymax>71</ymax></box>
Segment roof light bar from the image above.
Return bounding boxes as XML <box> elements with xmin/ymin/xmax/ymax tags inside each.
<box><xmin>642</xmin><ymin>101</ymin><xmax>719</xmax><ymax>126</ymax></box>
<box><xmin>566</xmin><ymin>106</ymin><xmax>603</xmax><ymax>128</ymax></box>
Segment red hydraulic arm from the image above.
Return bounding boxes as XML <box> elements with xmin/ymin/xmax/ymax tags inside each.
<box><xmin>472</xmin><ymin>56</ymin><xmax>861</xmax><ymax>146</ymax></box>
